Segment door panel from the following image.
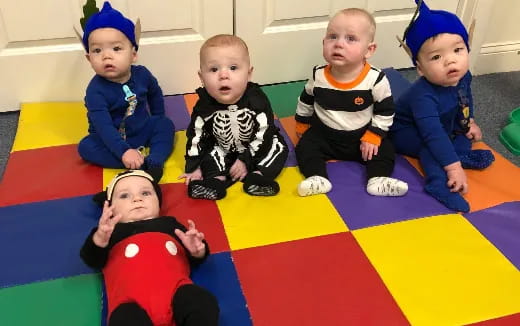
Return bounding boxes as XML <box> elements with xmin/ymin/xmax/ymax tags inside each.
<box><xmin>0</xmin><ymin>0</ymin><xmax>232</xmax><ymax>112</ymax></box>
<box><xmin>236</xmin><ymin>0</ymin><xmax>464</xmax><ymax>85</ymax></box>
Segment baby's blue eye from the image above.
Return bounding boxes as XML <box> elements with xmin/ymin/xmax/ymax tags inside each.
<box><xmin>327</xmin><ymin>34</ymin><xmax>337</xmax><ymax>40</ymax></box>
<box><xmin>346</xmin><ymin>35</ymin><xmax>356</xmax><ymax>42</ymax></box>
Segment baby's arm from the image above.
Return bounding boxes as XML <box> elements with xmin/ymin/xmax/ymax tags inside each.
<box><xmin>444</xmin><ymin>161</ymin><xmax>468</xmax><ymax>194</ymax></box>
<box><xmin>178</xmin><ymin>167</ymin><xmax>203</xmax><ymax>185</ymax></box>
<box><xmin>174</xmin><ymin>219</ymin><xmax>207</xmax><ymax>259</ymax></box>
<box><xmin>360</xmin><ymin>141</ymin><xmax>379</xmax><ymax>161</ymax></box>
<box><xmin>145</xmin><ymin>67</ymin><xmax>165</xmax><ymax>116</ymax></box>
<box><xmin>295</xmin><ymin>78</ymin><xmax>315</xmax><ymax>137</ymax></box>
<box><xmin>465</xmin><ymin>118</ymin><xmax>483</xmax><ymax>141</ymax></box>
<box><xmin>92</xmin><ymin>201</ymin><xmax>123</xmax><ymax>248</ymax></box>
<box><xmin>80</xmin><ymin>201</ymin><xmax>122</xmax><ymax>269</ymax></box>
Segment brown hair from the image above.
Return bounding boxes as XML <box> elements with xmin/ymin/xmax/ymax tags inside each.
<box><xmin>335</xmin><ymin>8</ymin><xmax>376</xmax><ymax>41</ymax></box>
<box><xmin>199</xmin><ymin>34</ymin><xmax>250</xmax><ymax>62</ymax></box>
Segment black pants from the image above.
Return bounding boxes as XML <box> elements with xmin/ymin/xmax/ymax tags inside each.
<box><xmin>108</xmin><ymin>284</ymin><xmax>219</xmax><ymax>326</ymax></box>
<box><xmin>296</xmin><ymin>126</ymin><xmax>395</xmax><ymax>180</ymax></box>
<box><xmin>200</xmin><ymin>134</ymin><xmax>288</xmax><ymax>180</ymax></box>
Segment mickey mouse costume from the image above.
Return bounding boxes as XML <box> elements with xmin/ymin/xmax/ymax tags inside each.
<box><xmin>80</xmin><ymin>170</ymin><xmax>219</xmax><ymax>326</ymax></box>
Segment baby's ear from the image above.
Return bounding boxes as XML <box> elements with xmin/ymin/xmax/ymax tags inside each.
<box><xmin>92</xmin><ymin>191</ymin><xmax>108</xmax><ymax>207</ymax></box>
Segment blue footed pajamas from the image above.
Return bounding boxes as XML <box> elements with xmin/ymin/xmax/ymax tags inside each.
<box><xmin>390</xmin><ymin>72</ymin><xmax>493</xmax><ymax>212</ymax></box>
<box><xmin>78</xmin><ymin>65</ymin><xmax>175</xmax><ymax>169</ymax></box>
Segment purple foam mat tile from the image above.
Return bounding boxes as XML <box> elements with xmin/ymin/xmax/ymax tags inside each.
<box><xmin>326</xmin><ymin>156</ymin><xmax>452</xmax><ymax>230</ymax></box>
<box><xmin>164</xmin><ymin>95</ymin><xmax>191</xmax><ymax>131</ymax></box>
<box><xmin>274</xmin><ymin>119</ymin><xmax>297</xmax><ymax>167</ymax></box>
<box><xmin>465</xmin><ymin>201</ymin><xmax>520</xmax><ymax>270</ymax></box>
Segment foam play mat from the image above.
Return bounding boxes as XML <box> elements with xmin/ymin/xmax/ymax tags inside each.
<box><xmin>1</xmin><ymin>69</ymin><xmax>520</xmax><ymax>326</ymax></box>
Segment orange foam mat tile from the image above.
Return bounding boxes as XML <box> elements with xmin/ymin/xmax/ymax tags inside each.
<box><xmin>0</xmin><ymin>145</ymin><xmax>102</xmax><ymax>207</ymax></box>
<box><xmin>183</xmin><ymin>93</ymin><xmax>199</xmax><ymax>116</ymax></box>
<box><xmin>232</xmin><ymin>232</ymin><xmax>410</xmax><ymax>326</ymax></box>
<box><xmin>404</xmin><ymin>142</ymin><xmax>520</xmax><ymax>212</ymax></box>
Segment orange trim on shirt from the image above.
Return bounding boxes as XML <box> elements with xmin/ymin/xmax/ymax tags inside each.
<box><xmin>360</xmin><ymin>130</ymin><xmax>381</xmax><ymax>146</ymax></box>
<box><xmin>324</xmin><ymin>62</ymin><xmax>371</xmax><ymax>90</ymax></box>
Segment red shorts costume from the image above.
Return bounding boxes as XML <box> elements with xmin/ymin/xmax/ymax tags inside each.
<box><xmin>104</xmin><ymin>232</ymin><xmax>192</xmax><ymax>325</ymax></box>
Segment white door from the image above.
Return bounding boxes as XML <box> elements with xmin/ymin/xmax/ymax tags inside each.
<box><xmin>235</xmin><ymin>0</ymin><xmax>473</xmax><ymax>85</ymax></box>
<box><xmin>0</xmin><ymin>0</ymin><xmax>233</xmax><ymax>112</ymax></box>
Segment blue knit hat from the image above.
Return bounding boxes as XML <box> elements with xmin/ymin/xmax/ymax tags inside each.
<box><xmin>82</xmin><ymin>1</ymin><xmax>138</xmax><ymax>52</ymax></box>
<box><xmin>403</xmin><ymin>0</ymin><xmax>469</xmax><ymax>65</ymax></box>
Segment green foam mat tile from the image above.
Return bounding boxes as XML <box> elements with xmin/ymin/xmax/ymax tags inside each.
<box><xmin>262</xmin><ymin>81</ymin><xmax>306</xmax><ymax>118</ymax></box>
<box><xmin>0</xmin><ymin>274</ymin><xmax>102</xmax><ymax>326</ymax></box>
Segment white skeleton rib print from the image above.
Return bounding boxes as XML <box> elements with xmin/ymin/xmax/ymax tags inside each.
<box><xmin>212</xmin><ymin>105</ymin><xmax>255</xmax><ymax>153</ymax></box>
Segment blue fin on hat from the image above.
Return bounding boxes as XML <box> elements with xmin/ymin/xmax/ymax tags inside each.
<box><xmin>403</xmin><ymin>0</ymin><xmax>469</xmax><ymax>65</ymax></box>
<box><xmin>82</xmin><ymin>1</ymin><xmax>138</xmax><ymax>52</ymax></box>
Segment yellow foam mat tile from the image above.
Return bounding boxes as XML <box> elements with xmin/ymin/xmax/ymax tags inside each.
<box><xmin>13</xmin><ymin>102</ymin><xmax>87</xmax><ymax>152</ymax></box>
<box><xmin>217</xmin><ymin>167</ymin><xmax>348</xmax><ymax>250</ymax></box>
<box><xmin>161</xmin><ymin>131</ymin><xmax>188</xmax><ymax>184</ymax></box>
<box><xmin>102</xmin><ymin>130</ymin><xmax>186</xmax><ymax>187</ymax></box>
<box><xmin>353</xmin><ymin>214</ymin><xmax>520</xmax><ymax>326</ymax></box>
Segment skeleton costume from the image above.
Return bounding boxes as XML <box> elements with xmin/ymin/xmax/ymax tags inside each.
<box><xmin>185</xmin><ymin>82</ymin><xmax>288</xmax><ymax>199</ymax></box>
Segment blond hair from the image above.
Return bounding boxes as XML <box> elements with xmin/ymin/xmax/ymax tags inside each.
<box><xmin>199</xmin><ymin>34</ymin><xmax>250</xmax><ymax>62</ymax></box>
<box><xmin>334</xmin><ymin>8</ymin><xmax>376</xmax><ymax>41</ymax></box>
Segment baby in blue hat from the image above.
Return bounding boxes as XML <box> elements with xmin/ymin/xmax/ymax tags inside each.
<box><xmin>78</xmin><ymin>1</ymin><xmax>175</xmax><ymax>181</ymax></box>
<box><xmin>390</xmin><ymin>0</ymin><xmax>494</xmax><ymax>212</ymax></box>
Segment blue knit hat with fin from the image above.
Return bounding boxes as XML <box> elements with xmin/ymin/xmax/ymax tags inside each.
<box><xmin>403</xmin><ymin>0</ymin><xmax>469</xmax><ymax>65</ymax></box>
<box><xmin>82</xmin><ymin>1</ymin><xmax>137</xmax><ymax>52</ymax></box>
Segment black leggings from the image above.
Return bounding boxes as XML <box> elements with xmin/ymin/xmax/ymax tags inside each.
<box><xmin>108</xmin><ymin>284</ymin><xmax>219</xmax><ymax>326</ymax></box>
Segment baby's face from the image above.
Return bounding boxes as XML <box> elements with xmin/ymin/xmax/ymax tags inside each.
<box><xmin>322</xmin><ymin>12</ymin><xmax>375</xmax><ymax>71</ymax></box>
<box><xmin>111</xmin><ymin>176</ymin><xmax>160</xmax><ymax>223</ymax></box>
<box><xmin>198</xmin><ymin>44</ymin><xmax>252</xmax><ymax>105</ymax></box>
<box><xmin>416</xmin><ymin>33</ymin><xmax>469</xmax><ymax>87</ymax></box>
<box><xmin>86</xmin><ymin>28</ymin><xmax>137</xmax><ymax>84</ymax></box>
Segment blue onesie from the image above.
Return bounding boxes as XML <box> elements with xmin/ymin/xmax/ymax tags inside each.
<box><xmin>78</xmin><ymin>65</ymin><xmax>175</xmax><ymax>170</ymax></box>
<box><xmin>391</xmin><ymin>72</ymin><xmax>493</xmax><ymax>212</ymax></box>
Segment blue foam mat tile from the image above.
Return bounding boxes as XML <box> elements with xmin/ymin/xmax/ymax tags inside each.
<box><xmin>0</xmin><ymin>195</ymin><xmax>101</xmax><ymax>288</ymax></box>
<box><xmin>192</xmin><ymin>252</ymin><xmax>252</xmax><ymax>326</ymax></box>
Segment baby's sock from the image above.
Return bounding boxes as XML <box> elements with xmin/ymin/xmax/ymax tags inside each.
<box><xmin>459</xmin><ymin>149</ymin><xmax>495</xmax><ymax>170</ymax></box>
<box><xmin>424</xmin><ymin>183</ymin><xmax>470</xmax><ymax>212</ymax></box>
<box><xmin>143</xmin><ymin>157</ymin><xmax>163</xmax><ymax>182</ymax></box>
<box><xmin>243</xmin><ymin>173</ymin><xmax>280</xmax><ymax>196</ymax></box>
<box><xmin>366</xmin><ymin>177</ymin><xmax>408</xmax><ymax>197</ymax></box>
<box><xmin>188</xmin><ymin>178</ymin><xmax>226</xmax><ymax>200</ymax></box>
<box><xmin>297</xmin><ymin>175</ymin><xmax>332</xmax><ymax>197</ymax></box>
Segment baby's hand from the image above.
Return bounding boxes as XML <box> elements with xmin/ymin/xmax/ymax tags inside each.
<box><xmin>178</xmin><ymin>168</ymin><xmax>203</xmax><ymax>185</ymax></box>
<box><xmin>93</xmin><ymin>201</ymin><xmax>122</xmax><ymax>248</ymax></box>
<box><xmin>230</xmin><ymin>159</ymin><xmax>247</xmax><ymax>181</ymax></box>
<box><xmin>175</xmin><ymin>219</ymin><xmax>206</xmax><ymax>258</ymax></box>
<box><xmin>360</xmin><ymin>141</ymin><xmax>379</xmax><ymax>161</ymax></box>
<box><xmin>122</xmin><ymin>149</ymin><xmax>144</xmax><ymax>169</ymax></box>
<box><xmin>445</xmin><ymin>162</ymin><xmax>468</xmax><ymax>194</ymax></box>
<box><xmin>465</xmin><ymin>119</ymin><xmax>483</xmax><ymax>142</ymax></box>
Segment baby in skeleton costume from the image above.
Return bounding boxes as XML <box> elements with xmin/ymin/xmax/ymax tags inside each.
<box><xmin>181</xmin><ymin>35</ymin><xmax>289</xmax><ymax>200</ymax></box>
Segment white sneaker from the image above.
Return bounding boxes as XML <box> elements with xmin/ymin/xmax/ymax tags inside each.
<box><xmin>298</xmin><ymin>176</ymin><xmax>332</xmax><ymax>197</ymax></box>
<box><xmin>367</xmin><ymin>177</ymin><xmax>408</xmax><ymax>197</ymax></box>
